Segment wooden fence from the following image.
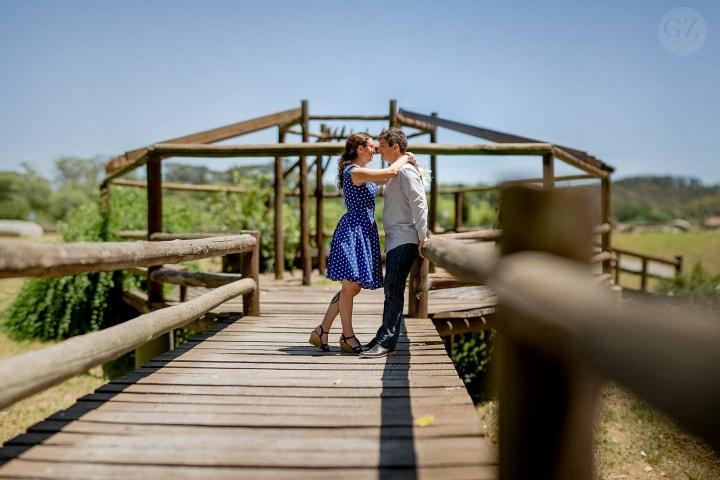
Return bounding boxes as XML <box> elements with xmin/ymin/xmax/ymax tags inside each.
<box><xmin>613</xmin><ymin>246</ymin><xmax>683</xmax><ymax>291</ymax></box>
<box><xmin>0</xmin><ymin>233</ymin><xmax>260</xmax><ymax>410</ymax></box>
<box><xmin>420</xmin><ymin>186</ymin><xmax>720</xmax><ymax>479</ymax></box>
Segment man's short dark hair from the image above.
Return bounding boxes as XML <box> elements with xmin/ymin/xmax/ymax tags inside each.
<box><xmin>379</xmin><ymin>128</ymin><xmax>408</xmax><ymax>153</ymax></box>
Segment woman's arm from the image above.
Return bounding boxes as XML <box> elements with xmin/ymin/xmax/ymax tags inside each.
<box><xmin>350</xmin><ymin>154</ymin><xmax>415</xmax><ymax>186</ymax></box>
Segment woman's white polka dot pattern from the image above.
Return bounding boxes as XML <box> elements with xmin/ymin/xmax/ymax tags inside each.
<box><xmin>326</xmin><ymin>165</ymin><xmax>383</xmax><ymax>289</ymax></box>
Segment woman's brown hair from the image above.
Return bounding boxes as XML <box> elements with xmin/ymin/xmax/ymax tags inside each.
<box><xmin>336</xmin><ymin>132</ymin><xmax>371</xmax><ymax>191</ymax></box>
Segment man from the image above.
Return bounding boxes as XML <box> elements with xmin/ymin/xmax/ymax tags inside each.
<box><xmin>360</xmin><ymin>127</ymin><xmax>428</xmax><ymax>358</ymax></box>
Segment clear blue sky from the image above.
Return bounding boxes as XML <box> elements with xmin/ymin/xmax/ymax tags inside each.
<box><xmin>1</xmin><ymin>0</ymin><xmax>718</xmax><ymax>185</ymax></box>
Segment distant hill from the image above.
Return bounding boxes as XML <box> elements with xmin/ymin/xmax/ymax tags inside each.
<box><xmin>613</xmin><ymin>176</ymin><xmax>720</xmax><ymax>223</ymax></box>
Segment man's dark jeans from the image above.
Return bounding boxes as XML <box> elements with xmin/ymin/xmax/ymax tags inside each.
<box><xmin>372</xmin><ymin>243</ymin><xmax>419</xmax><ymax>351</ymax></box>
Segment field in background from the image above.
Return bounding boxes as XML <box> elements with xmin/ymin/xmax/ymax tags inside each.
<box><xmin>613</xmin><ymin>231</ymin><xmax>720</xmax><ymax>273</ymax></box>
<box><xmin>613</xmin><ymin>231</ymin><xmax>720</xmax><ymax>291</ymax></box>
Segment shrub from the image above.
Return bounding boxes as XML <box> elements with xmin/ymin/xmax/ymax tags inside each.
<box><xmin>657</xmin><ymin>262</ymin><xmax>720</xmax><ymax>311</ymax></box>
<box><xmin>2</xmin><ymin>203</ymin><xmax>124</xmax><ymax>341</ymax></box>
<box><xmin>446</xmin><ymin>330</ymin><xmax>495</xmax><ymax>403</ymax></box>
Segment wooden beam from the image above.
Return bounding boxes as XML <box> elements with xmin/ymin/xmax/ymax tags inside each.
<box><xmin>284</xmin><ymin>128</ymin><xmax>325</xmax><ymax>139</ymax></box>
<box><xmin>150</xmin><ymin>269</ymin><xmax>243</xmax><ymax>288</ymax></box>
<box><xmin>397</xmin><ymin>113</ymin><xmax>435</xmax><ymax>132</ymax></box>
<box><xmin>542</xmin><ymin>152</ymin><xmax>555</xmax><ymax>189</ymax></box>
<box><xmin>316</xmin><ymin>124</ymin><xmax>328</xmax><ymax>274</ymax></box>
<box><xmin>432</xmin><ymin>308</ymin><xmax>497</xmax><ymax>336</ymax></box>
<box><xmin>308</xmin><ymin>115</ymin><xmax>388</xmax><ymax>121</ymax></box>
<box><xmin>105</xmin><ymin>108</ymin><xmax>302</xmax><ymax>175</ymax></box>
<box><xmin>399</xmin><ymin>108</ymin><xmax>615</xmax><ymax>174</ymax></box>
<box><xmin>149</xmin><ymin>231</ymin><xmax>260</xmax><ymax>241</ymax></box>
<box><xmin>408</xmin><ymin>257</ymin><xmax>429</xmax><ymax>318</ymax></box>
<box><xmin>147</xmin><ymin>142</ymin><xmax>555</xmax><ymax>158</ymax></box>
<box><xmin>0</xmin><ymin>235</ymin><xmax>257</xmax><ymax>278</ymax></box>
<box><xmin>389</xmin><ymin>100</ymin><xmax>398</xmax><ymax>128</ymax></box>
<box><xmin>146</xmin><ymin>155</ymin><xmax>164</xmax><ymax>307</ymax></box>
<box><xmin>497</xmin><ymin>185</ymin><xmax>598</xmax><ymax>480</ymax></box>
<box><xmin>111</xmin><ymin>178</ymin><xmax>249</xmax><ymax>193</ymax></box>
<box><xmin>611</xmin><ymin>247</ymin><xmax>681</xmax><ymax>266</ymax></box>
<box><xmin>601</xmin><ymin>177</ymin><xmax>612</xmax><ymax>274</ymax></box>
<box><xmin>427</xmin><ymin>271</ymin><xmax>480</xmax><ymax>290</ymax></box>
<box><xmin>429</xmin><ymin>112</ymin><xmax>438</xmax><ymax>235</ymax></box>
<box><xmin>553</xmin><ymin>147</ymin><xmax>609</xmax><ymax>179</ymax></box>
<box><xmin>454</xmin><ymin>192</ymin><xmax>464</xmax><ymax>231</ymax></box>
<box><xmin>0</xmin><ymin>277</ymin><xmax>256</xmax><ymax>410</ymax></box>
<box><xmin>299</xmin><ymin>100</ymin><xmax>311</xmax><ymax>286</ymax></box>
<box><xmin>274</xmin><ymin>127</ymin><xmax>286</xmax><ymax>280</ymax></box>
<box><xmin>241</xmin><ymin>231</ymin><xmax>261</xmax><ymax>316</ymax></box>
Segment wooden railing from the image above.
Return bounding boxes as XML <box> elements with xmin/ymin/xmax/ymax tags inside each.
<box><xmin>612</xmin><ymin>246</ymin><xmax>683</xmax><ymax>292</ymax></box>
<box><xmin>0</xmin><ymin>233</ymin><xmax>260</xmax><ymax>410</ymax></box>
<box><xmin>420</xmin><ymin>186</ymin><xmax>720</xmax><ymax>479</ymax></box>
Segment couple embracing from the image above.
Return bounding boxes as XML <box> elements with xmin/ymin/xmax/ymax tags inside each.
<box><xmin>308</xmin><ymin>128</ymin><xmax>428</xmax><ymax>358</ymax></box>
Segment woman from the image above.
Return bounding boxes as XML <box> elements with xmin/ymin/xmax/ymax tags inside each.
<box><xmin>309</xmin><ymin>132</ymin><xmax>414</xmax><ymax>354</ymax></box>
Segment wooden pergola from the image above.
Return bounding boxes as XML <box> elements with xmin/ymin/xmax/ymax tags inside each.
<box><xmin>101</xmin><ymin>99</ymin><xmax>615</xmax><ymax>291</ymax></box>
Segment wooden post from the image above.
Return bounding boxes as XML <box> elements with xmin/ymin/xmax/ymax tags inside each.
<box><xmin>454</xmin><ymin>192</ymin><xmax>464</xmax><ymax>232</ymax></box>
<box><xmin>242</xmin><ymin>231</ymin><xmax>261</xmax><ymax>316</ymax></box>
<box><xmin>640</xmin><ymin>258</ymin><xmax>648</xmax><ymax>292</ymax></box>
<box><xmin>408</xmin><ymin>256</ymin><xmax>429</xmax><ymax>318</ymax></box>
<box><xmin>498</xmin><ymin>186</ymin><xmax>600</xmax><ymax>480</ymax></box>
<box><xmin>146</xmin><ymin>154</ymin><xmax>163</xmax><ymax>305</ymax></box>
<box><xmin>542</xmin><ymin>152</ymin><xmax>554</xmax><ymax>189</ymax></box>
<box><xmin>429</xmin><ymin>112</ymin><xmax>438</xmax><ymax>234</ymax></box>
<box><xmin>675</xmin><ymin>255</ymin><xmax>683</xmax><ymax>276</ymax></box>
<box><xmin>389</xmin><ymin>99</ymin><xmax>398</xmax><ymax>128</ymax></box>
<box><xmin>99</xmin><ymin>183</ymin><xmax>111</xmax><ymax>241</ymax></box>
<box><xmin>274</xmin><ymin>127</ymin><xmax>286</xmax><ymax>280</ymax></box>
<box><xmin>316</xmin><ymin>124</ymin><xmax>327</xmax><ymax>274</ymax></box>
<box><xmin>614</xmin><ymin>252</ymin><xmax>621</xmax><ymax>286</ymax></box>
<box><xmin>601</xmin><ymin>177</ymin><xmax>612</xmax><ymax>274</ymax></box>
<box><xmin>300</xmin><ymin>99</ymin><xmax>311</xmax><ymax>286</ymax></box>
<box><xmin>428</xmin><ymin>112</ymin><xmax>438</xmax><ymax>274</ymax></box>
<box><xmin>136</xmin><ymin>154</ymin><xmax>170</xmax><ymax>368</ymax></box>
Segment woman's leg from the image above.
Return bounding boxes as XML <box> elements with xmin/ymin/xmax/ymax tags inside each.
<box><xmin>316</xmin><ymin>290</ymin><xmax>341</xmax><ymax>344</ymax></box>
<box><xmin>339</xmin><ymin>280</ymin><xmax>362</xmax><ymax>348</ymax></box>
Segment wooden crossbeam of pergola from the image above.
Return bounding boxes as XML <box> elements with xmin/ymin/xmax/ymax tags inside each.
<box><xmin>105</xmin><ymin>107</ymin><xmax>303</xmax><ymax>177</ymax></box>
<box><xmin>102</xmin><ymin>99</ymin><xmax>616</xmax><ymax>286</ymax></box>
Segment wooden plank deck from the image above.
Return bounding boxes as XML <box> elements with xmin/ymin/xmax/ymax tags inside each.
<box><xmin>0</xmin><ymin>274</ymin><xmax>498</xmax><ymax>479</ymax></box>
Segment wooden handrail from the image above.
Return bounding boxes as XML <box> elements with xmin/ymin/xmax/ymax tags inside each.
<box><xmin>612</xmin><ymin>246</ymin><xmax>681</xmax><ymax>266</ymax></box>
<box><xmin>421</xmin><ymin>186</ymin><xmax>720</xmax><ymax>477</ymax></box>
<box><xmin>492</xmin><ymin>252</ymin><xmax>720</xmax><ymax>450</ymax></box>
<box><xmin>0</xmin><ymin>234</ymin><xmax>257</xmax><ymax>278</ymax></box>
<box><xmin>150</xmin><ymin>269</ymin><xmax>243</xmax><ymax>288</ymax></box>
<box><xmin>0</xmin><ymin>277</ymin><xmax>256</xmax><ymax>410</ymax></box>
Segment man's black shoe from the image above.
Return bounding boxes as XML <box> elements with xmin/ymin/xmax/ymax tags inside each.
<box><xmin>359</xmin><ymin>344</ymin><xmax>394</xmax><ymax>359</ymax></box>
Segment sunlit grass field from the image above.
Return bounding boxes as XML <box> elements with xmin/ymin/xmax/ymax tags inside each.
<box><xmin>612</xmin><ymin>230</ymin><xmax>720</xmax><ymax>292</ymax></box>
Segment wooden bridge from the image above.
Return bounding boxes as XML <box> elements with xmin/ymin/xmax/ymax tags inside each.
<box><xmin>0</xmin><ymin>273</ymin><xmax>498</xmax><ymax>479</ymax></box>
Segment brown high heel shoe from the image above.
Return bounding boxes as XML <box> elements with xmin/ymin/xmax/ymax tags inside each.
<box><xmin>339</xmin><ymin>334</ymin><xmax>364</xmax><ymax>354</ymax></box>
<box><xmin>308</xmin><ymin>325</ymin><xmax>330</xmax><ymax>352</ymax></box>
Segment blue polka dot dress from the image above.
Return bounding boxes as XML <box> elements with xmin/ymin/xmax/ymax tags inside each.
<box><xmin>326</xmin><ymin>164</ymin><xmax>383</xmax><ymax>289</ymax></box>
